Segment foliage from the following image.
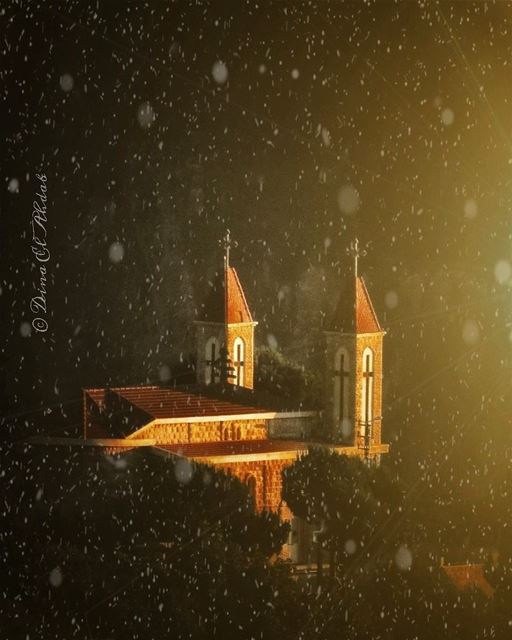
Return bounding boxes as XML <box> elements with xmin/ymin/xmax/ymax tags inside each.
<box><xmin>283</xmin><ymin>446</ymin><xmax>386</xmax><ymax>546</ymax></box>
<box><xmin>311</xmin><ymin>560</ymin><xmax>503</xmax><ymax>640</ymax></box>
<box><xmin>0</xmin><ymin>443</ymin><xmax>304</xmax><ymax>640</ymax></box>
<box><xmin>255</xmin><ymin>346</ymin><xmax>322</xmax><ymax>408</ymax></box>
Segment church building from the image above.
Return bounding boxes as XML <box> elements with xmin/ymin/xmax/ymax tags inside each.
<box><xmin>39</xmin><ymin>234</ymin><xmax>389</xmax><ymax>561</ymax></box>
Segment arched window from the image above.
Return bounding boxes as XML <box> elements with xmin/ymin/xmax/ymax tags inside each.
<box><xmin>246</xmin><ymin>475</ymin><xmax>257</xmax><ymax>504</ymax></box>
<box><xmin>233</xmin><ymin>337</ymin><xmax>245</xmax><ymax>387</ymax></box>
<box><xmin>236</xmin><ymin>426</ymin><xmax>242</xmax><ymax>440</ymax></box>
<box><xmin>205</xmin><ymin>337</ymin><xmax>220</xmax><ymax>385</ymax></box>
<box><xmin>360</xmin><ymin>347</ymin><xmax>374</xmax><ymax>435</ymax></box>
<box><xmin>223</xmin><ymin>426</ymin><xmax>230</xmax><ymax>441</ymax></box>
<box><xmin>334</xmin><ymin>347</ymin><xmax>350</xmax><ymax>425</ymax></box>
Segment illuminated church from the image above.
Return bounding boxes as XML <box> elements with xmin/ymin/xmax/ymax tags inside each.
<box><xmin>78</xmin><ymin>234</ymin><xmax>388</xmax><ymax>560</ymax></box>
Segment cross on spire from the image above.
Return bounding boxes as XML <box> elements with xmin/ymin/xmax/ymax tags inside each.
<box><xmin>223</xmin><ymin>229</ymin><xmax>232</xmax><ymax>268</ymax></box>
<box><xmin>222</xmin><ymin>229</ymin><xmax>238</xmax><ymax>268</ymax></box>
<box><xmin>348</xmin><ymin>238</ymin><xmax>367</xmax><ymax>278</ymax></box>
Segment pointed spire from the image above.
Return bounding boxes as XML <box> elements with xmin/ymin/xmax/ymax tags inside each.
<box><xmin>330</xmin><ymin>240</ymin><xmax>381</xmax><ymax>333</ymax></box>
<box><xmin>200</xmin><ymin>232</ymin><xmax>253</xmax><ymax>324</ymax></box>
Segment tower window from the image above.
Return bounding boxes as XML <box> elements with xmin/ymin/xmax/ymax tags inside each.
<box><xmin>246</xmin><ymin>474</ymin><xmax>257</xmax><ymax>504</ymax></box>
<box><xmin>334</xmin><ymin>347</ymin><xmax>350</xmax><ymax>427</ymax></box>
<box><xmin>233</xmin><ymin>337</ymin><xmax>245</xmax><ymax>386</ymax></box>
<box><xmin>205</xmin><ymin>337</ymin><xmax>220</xmax><ymax>385</ymax></box>
<box><xmin>360</xmin><ymin>347</ymin><xmax>374</xmax><ymax>436</ymax></box>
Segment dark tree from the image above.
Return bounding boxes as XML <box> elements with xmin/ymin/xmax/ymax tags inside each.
<box><xmin>255</xmin><ymin>346</ymin><xmax>322</xmax><ymax>409</ymax></box>
<box><xmin>283</xmin><ymin>447</ymin><xmax>386</xmax><ymax>584</ymax></box>
<box><xmin>1</xmin><ymin>443</ymin><xmax>306</xmax><ymax>640</ymax></box>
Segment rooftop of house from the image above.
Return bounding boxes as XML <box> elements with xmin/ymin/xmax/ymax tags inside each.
<box><xmin>86</xmin><ymin>382</ymin><xmax>317</xmax><ymax>418</ymax></box>
<box><xmin>198</xmin><ymin>265</ymin><xmax>254</xmax><ymax>324</ymax></box>
<box><xmin>330</xmin><ymin>276</ymin><xmax>382</xmax><ymax>334</ymax></box>
<box><xmin>86</xmin><ymin>385</ymin><xmax>272</xmax><ymax>421</ymax></box>
<box><xmin>84</xmin><ymin>383</ymin><xmax>318</xmax><ymax>439</ymax></box>
<box><xmin>441</xmin><ymin>563</ymin><xmax>494</xmax><ymax>599</ymax></box>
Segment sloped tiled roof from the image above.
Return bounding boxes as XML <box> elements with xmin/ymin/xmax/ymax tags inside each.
<box><xmin>199</xmin><ymin>266</ymin><xmax>254</xmax><ymax>324</ymax></box>
<box><xmin>441</xmin><ymin>564</ymin><xmax>494</xmax><ymax>599</ymax></box>
<box><xmin>85</xmin><ymin>386</ymin><xmax>269</xmax><ymax>421</ymax></box>
<box><xmin>330</xmin><ymin>276</ymin><xmax>382</xmax><ymax>333</ymax></box>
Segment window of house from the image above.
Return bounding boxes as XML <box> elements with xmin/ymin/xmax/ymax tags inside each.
<box><xmin>205</xmin><ymin>337</ymin><xmax>220</xmax><ymax>385</ymax></box>
<box><xmin>233</xmin><ymin>337</ymin><xmax>245</xmax><ymax>386</ymax></box>
<box><xmin>334</xmin><ymin>347</ymin><xmax>350</xmax><ymax>425</ymax></box>
<box><xmin>360</xmin><ymin>347</ymin><xmax>374</xmax><ymax>435</ymax></box>
<box><xmin>246</xmin><ymin>475</ymin><xmax>257</xmax><ymax>504</ymax></box>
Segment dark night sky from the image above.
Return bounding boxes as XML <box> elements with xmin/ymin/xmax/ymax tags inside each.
<box><xmin>1</xmin><ymin>1</ymin><xmax>511</xmax><ymax>478</ymax></box>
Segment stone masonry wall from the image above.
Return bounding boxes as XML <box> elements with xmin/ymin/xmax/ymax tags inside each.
<box><xmin>195</xmin><ymin>322</ymin><xmax>224</xmax><ymax>385</ymax></box>
<box><xmin>325</xmin><ymin>332</ymin><xmax>384</xmax><ymax>449</ymax></box>
<box><xmin>211</xmin><ymin>458</ymin><xmax>300</xmax><ymax>561</ymax></box>
<box><xmin>226</xmin><ymin>323</ymin><xmax>255</xmax><ymax>389</ymax></box>
<box><xmin>131</xmin><ymin>418</ymin><xmax>268</xmax><ymax>445</ymax></box>
<box><xmin>212</xmin><ymin>458</ymin><xmax>294</xmax><ymax>515</ymax></box>
<box><xmin>324</xmin><ymin>333</ymin><xmax>357</xmax><ymax>444</ymax></box>
<box><xmin>355</xmin><ymin>333</ymin><xmax>383</xmax><ymax>447</ymax></box>
<box><xmin>267</xmin><ymin>415</ymin><xmax>317</xmax><ymax>440</ymax></box>
<box><xmin>195</xmin><ymin>321</ymin><xmax>255</xmax><ymax>389</ymax></box>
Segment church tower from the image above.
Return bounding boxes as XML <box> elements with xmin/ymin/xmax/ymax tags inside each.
<box><xmin>194</xmin><ymin>231</ymin><xmax>257</xmax><ymax>389</ymax></box>
<box><xmin>324</xmin><ymin>240</ymin><xmax>386</xmax><ymax>457</ymax></box>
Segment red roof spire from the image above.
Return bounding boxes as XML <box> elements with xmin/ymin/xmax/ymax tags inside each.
<box><xmin>199</xmin><ymin>231</ymin><xmax>254</xmax><ymax>324</ymax></box>
<box><xmin>330</xmin><ymin>240</ymin><xmax>382</xmax><ymax>333</ymax></box>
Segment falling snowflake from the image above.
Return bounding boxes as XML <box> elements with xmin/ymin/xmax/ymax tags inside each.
<box><xmin>59</xmin><ymin>73</ymin><xmax>74</xmax><ymax>92</ymax></box>
<box><xmin>212</xmin><ymin>61</ymin><xmax>228</xmax><ymax>84</ymax></box>
<box><xmin>337</xmin><ymin>185</ymin><xmax>360</xmax><ymax>215</ymax></box>
<box><xmin>108</xmin><ymin>242</ymin><xmax>124</xmax><ymax>263</ymax></box>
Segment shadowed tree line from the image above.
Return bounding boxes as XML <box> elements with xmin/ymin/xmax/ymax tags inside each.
<box><xmin>283</xmin><ymin>446</ymin><xmax>512</xmax><ymax>638</ymax></box>
<box><xmin>1</xmin><ymin>444</ymin><xmax>301</xmax><ymax>640</ymax></box>
<box><xmin>3</xmin><ymin>442</ymin><xmax>512</xmax><ymax>639</ymax></box>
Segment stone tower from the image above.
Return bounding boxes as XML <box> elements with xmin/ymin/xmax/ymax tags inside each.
<box><xmin>324</xmin><ymin>240</ymin><xmax>386</xmax><ymax>457</ymax></box>
<box><xmin>195</xmin><ymin>231</ymin><xmax>257</xmax><ymax>389</ymax></box>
